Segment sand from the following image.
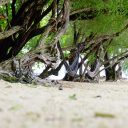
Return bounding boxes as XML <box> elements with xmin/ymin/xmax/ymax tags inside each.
<box><xmin>0</xmin><ymin>79</ymin><xmax>128</xmax><ymax>128</ymax></box>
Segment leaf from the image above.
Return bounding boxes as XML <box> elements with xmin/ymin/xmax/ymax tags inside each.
<box><xmin>69</xmin><ymin>94</ymin><xmax>77</xmax><ymax>100</ymax></box>
<box><xmin>95</xmin><ymin>112</ymin><xmax>115</xmax><ymax>118</ymax></box>
<box><xmin>26</xmin><ymin>112</ymin><xmax>41</xmax><ymax>121</ymax></box>
<box><xmin>72</xmin><ymin>117</ymin><xmax>83</xmax><ymax>122</ymax></box>
<box><xmin>9</xmin><ymin>104</ymin><xmax>23</xmax><ymax>111</ymax></box>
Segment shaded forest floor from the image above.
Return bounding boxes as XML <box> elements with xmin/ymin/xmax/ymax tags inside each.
<box><xmin>0</xmin><ymin>80</ymin><xmax>128</xmax><ymax>128</ymax></box>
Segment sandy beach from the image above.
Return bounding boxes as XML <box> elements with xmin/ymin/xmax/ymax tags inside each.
<box><xmin>0</xmin><ymin>80</ymin><xmax>128</xmax><ymax>128</ymax></box>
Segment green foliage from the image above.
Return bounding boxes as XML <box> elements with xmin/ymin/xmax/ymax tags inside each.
<box><xmin>122</xmin><ymin>60</ymin><xmax>128</xmax><ymax>74</ymax></box>
<box><xmin>20</xmin><ymin>35</ymin><xmax>41</xmax><ymax>55</ymax></box>
<box><xmin>1</xmin><ymin>0</ymin><xmax>128</xmax><ymax>72</ymax></box>
<box><xmin>40</xmin><ymin>12</ymin><xmax>52</xmax><ymax>27</ymax></box>
<box><xmin>0</xmin><ymin>6</ymin><xmax>7</xmax><ymax>30</ymax></box>
<box><xmin>63</xmin><ymin>50</ymin><xmax>70</xmax><ymax>58</ymax></box>
<box><xmin>88</xmin><ymin>53</ymin><xmax>97</xmax><ymax>65</ymax></box>
<box><xmin>60</xmin><ymin>23</ymin><xmax>74</xmax><ymax>47</ymax></box>
<box><xmin>71</xmin><ymin>0</ymin><xmax>104</xmax><ymax>11</ymax></box>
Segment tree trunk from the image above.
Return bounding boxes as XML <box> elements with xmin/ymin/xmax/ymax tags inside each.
<box><xmin>85</xmin><ymin>59</ymin><xmax>100</xmax><ymax>82</ymax></box>
<box><xmin>105</xmin><ymin>66</ymin><xmax>116</xmax><ymax>81</ymax></box>
<box><xmin>104</xmin><ymin>53</ymin><xmax>117</xmax><ymax>81</ymax></box>
<box><xmin>116</xmin><ymin>62</ymin><xmax>122</xmax><ymax>80</ymax></box>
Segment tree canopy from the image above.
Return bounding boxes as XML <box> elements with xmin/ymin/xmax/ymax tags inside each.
<box><xmin>0</xmin><ymin>0</ymin><xmax>128</xmax><ymax>84</ymax></box>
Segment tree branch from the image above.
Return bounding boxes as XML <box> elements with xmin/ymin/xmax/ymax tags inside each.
<box><xmin>0</xmin><ymin>26</ymin><xmax>21</xmax><ymax>40</ymax></box>
<box><xmin>70</xmin><ymin>8</ymin><xmax>98</xmax><ymax>20</ymax></box>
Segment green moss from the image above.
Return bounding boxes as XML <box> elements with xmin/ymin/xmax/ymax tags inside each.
<box><xmin>1</xmin><ymin>75</ymin><xmax>18</xmax><ymax>83</ymax></box>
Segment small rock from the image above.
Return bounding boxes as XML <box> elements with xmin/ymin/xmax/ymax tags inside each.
<box><xmin>94</xmin><ymin>95</ymin><xmax>102</xmax><ymax>98</ymax></box>
<box><xmin>58</xmin><ymin>85</ymin><xmax>63</xmax><ymax>90</ymax></box>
